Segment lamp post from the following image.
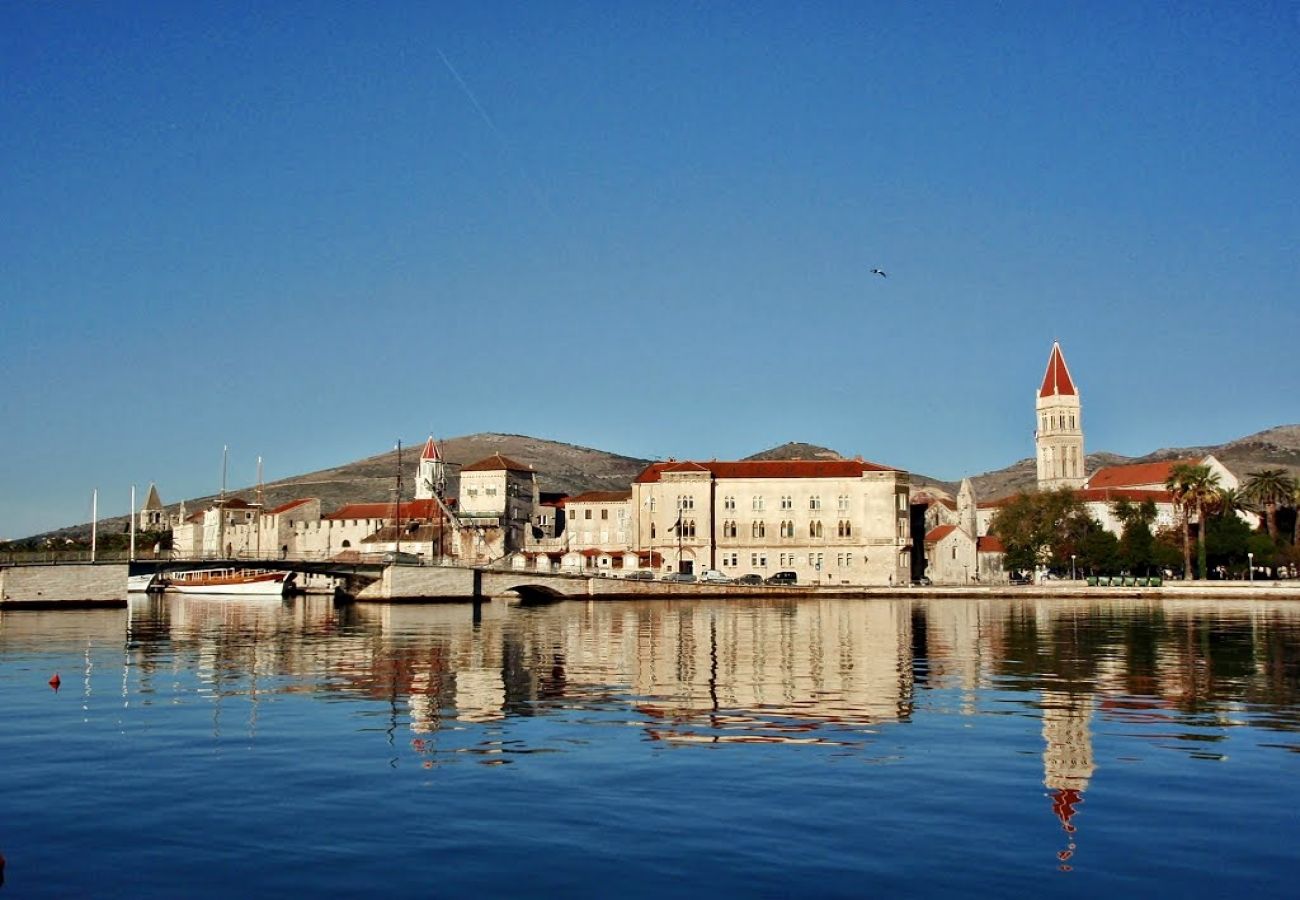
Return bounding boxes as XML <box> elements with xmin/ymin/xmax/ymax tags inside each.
<box><xmin>1248</xmin><ymin>552</ymin><xmax>1254</xmax><ymax>583</ymax></box>
<box><xmin>1071</xmin><ymin>554</ymin><xmax>1077</xmax><ymax>581</ymax></box>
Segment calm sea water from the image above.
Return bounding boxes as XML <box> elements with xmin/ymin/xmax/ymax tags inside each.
<box><xmin>1</xmin><ymin>594</ymin><xmax>1297</xmax><ymax>898</ymax></box>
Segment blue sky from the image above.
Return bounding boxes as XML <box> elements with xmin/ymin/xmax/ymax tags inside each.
<box><xmin>2</xmin><ymin>2</ymin><xmax>1297</xmax><ymax>537</ymax></box>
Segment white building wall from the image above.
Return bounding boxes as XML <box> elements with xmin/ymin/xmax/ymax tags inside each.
<box><xmin>632</xmin><ymin>468</ymin><xmax>911</xmax><ymax>585</ymax></box>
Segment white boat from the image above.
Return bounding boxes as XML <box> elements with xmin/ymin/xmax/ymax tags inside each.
<box><xmin>127</xmin><ymin>573</ymin><xmax>159</xmax><ymax>593</ymax></box>
<box><xmin>161</xmin><ymin>568</ymin><xmax>294</xmax><ymax>596</ymax></box>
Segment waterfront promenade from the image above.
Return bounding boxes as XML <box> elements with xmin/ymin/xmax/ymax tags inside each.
<box><xmin>2</xmin><ymin>557</ymin><xmax>1297</xmax><ymax>607</ymax></box>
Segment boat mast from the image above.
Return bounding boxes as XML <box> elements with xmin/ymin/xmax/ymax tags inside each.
<box><xmin>395</xmin><ymin>440</ymin><xmax>403</xmax><ymax>559</ymax></box>
<box><xmin>129</xmin><ymin>484</ymin><xmax>136</xmax><ymax>562</ymax></box>
<box><xmin>218</xmin><ymin>445</ymin><xmax>228</xmax><ymax>559</ymax></box>
<box><xmin>255</xmin><ymin>456</ymin><xmax>263</xmax><ymax>557</ymax></box>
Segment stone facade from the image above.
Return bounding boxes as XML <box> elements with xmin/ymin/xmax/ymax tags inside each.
<box><xmin>631</xmin><ymin>459</ymin><xmax>912</xmax><ymax>586</ymax></box>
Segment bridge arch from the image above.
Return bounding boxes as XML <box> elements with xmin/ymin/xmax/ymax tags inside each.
<box><xmin>504</xmin><ymin>583</ymin><xmax>569</xmax><ymax>604</ymax></box>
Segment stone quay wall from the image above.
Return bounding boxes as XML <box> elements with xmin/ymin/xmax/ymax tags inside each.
<box><xmin>0</xmin><ymin>564</ymin><xmax>129</xmax><ymax>607</ymax></box>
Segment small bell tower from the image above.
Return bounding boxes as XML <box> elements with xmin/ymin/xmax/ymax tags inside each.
<box><xmin>415</xmin><ymin>436</ymin><xmax>447</xmax><ymax>500</ymax></box>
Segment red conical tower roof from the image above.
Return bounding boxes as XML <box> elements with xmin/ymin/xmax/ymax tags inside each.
<box><xmin>420</xmin><ymin>436</ymin><xmax>441</xmax><ymax>461</ymax></box>
<box><xmin>1039</xmin><ymin>342</ymin><xmax>1077</xmax><ymax>398</ymax></box>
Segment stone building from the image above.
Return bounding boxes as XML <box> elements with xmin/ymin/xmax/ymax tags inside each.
<box><xmin>454</xmin><ymin>453</ymin><xmax>538</xmax><ymax>564</ymax></box>
<box><xmin>922</xmin><ymin>478</ymin><xmax>1006</xmax><ymax>584</ymax></box>
<box><xmin>630</xmin><ymin>458</ymin><xmax>912</xmax><ymax>586</ymax></box>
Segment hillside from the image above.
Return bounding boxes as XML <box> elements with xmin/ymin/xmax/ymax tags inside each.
<box><xmin>27</xmin><ymin>434</ymin><xmax>651</xmax><ymax>543</ymax></box>
<box><xmin>16</xmin><ymin>425</ymin><xmax>1300</xmax><ymax>543</ymax></box>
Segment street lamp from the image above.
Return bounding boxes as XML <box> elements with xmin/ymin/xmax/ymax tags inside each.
<box><xmin>1071</xmin><ymin>554</ymin><xmax>1077</xmax><ymax>581</ymax></box>
<box><xmin>1248</xmin><ymin>552</ymin><xmax>1254</xmax><ymax>583</ymax></box>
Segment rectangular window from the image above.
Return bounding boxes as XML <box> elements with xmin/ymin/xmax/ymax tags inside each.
<box><xmin>601</xmin><ymin>509</ymin><xmax>609</xmax><ymax>520</ymax></box>
<box><xmin>585</xmin><ymin>510</ymin><xmax>592</xmax><ymax>520</ymax></box>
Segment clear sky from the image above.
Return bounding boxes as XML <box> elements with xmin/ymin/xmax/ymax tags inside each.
<box><xmin>2</xmin><ymin>1</ymin><xmax>1297</xmax><ymax>538</ymax></box>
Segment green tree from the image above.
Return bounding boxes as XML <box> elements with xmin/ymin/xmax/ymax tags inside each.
<box><xmin>1111</xmin><ymin>497</ymin><xmax>1158</xmax><ymax>575</ymax></box>
<box><xmin>1242</xmin><ymin>469</ymin><xmax>1297</xmax><ymax>541</ymax></box>
<box><xmin>1166</xmin><ymin>462</ymin><xmax>1222</xmax><ymax>580</ymax></box>
<box><xmin>989</xmin><ymin>488</ymin><xmax>1104</xmax><ymax>576</ymax></box>
<box><xmin>1205</xmin><ymin>512</ymin><xmax>1253</xmax><ymax>576</ymax></box>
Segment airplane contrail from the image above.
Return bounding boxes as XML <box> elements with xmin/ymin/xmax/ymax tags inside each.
<box><xmin>437</xmin><ymin>48</ymin><xmax>505</xmax><ymax>142</ymax></box>
<box><xmin>435</xmin><ymin>47</ymin><xmax>561</xmax><ymax>224</ymax></box>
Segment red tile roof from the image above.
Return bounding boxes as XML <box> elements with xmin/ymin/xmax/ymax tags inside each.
<box><xmin>461</xmin><ymin>453</ymin><xmax>532</xmax><ymax>473</ymax></box>
<box><xmin>566</xmin><ymin>490</ymin><xmax>633</xmax><ymax>504</ymax></box>
<box><xmin>925</xmin><ymin>524</ymin><xmax>958</xmax><ymax>543</ymax></box>
<box><xmin>634</xmin><ymin>458</ymin><xmax>895</xmax><ymax>483</ymax></box>
<box><xmin>324</xmin><ymin>499</ymin><xmax>447</xmax><ymax>521</ymax></box>
<box><xmin>1085</xmin><ymin>459</ymin><xmax>1201</xmax><ymax>490</ymax></box>
<box><xmin>267</xmin><ymin>498</ymin><xmax>314</xmax><ymax>516</ymax></box>
<box><xmin>1038</xmin><ymin>342</ymin><xmax>1077</xmax><ymax>398</ymax></box>
<box><xmin>977</xmin><ymin>535</ymin><xmax>1005</xmax><ymax>553</ymax></box>
<box><xmin>419</xmin><ymin>436</ymin><xmax>441</xmax><ymax>461</ymax></box>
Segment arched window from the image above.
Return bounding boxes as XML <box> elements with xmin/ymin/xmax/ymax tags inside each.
<box><xmin>843</xmin><ymin>521</ymin><xmax>852</xmax><ymax>537</ymax></box>
<box><xmin>752</xmin><ymin>520</ymin><xmax>766</xmax><ymax>538</ymax></box>
<box><xmin>341</xmin><ymin>540</ymin><xmax>351</xmax><ymax>548</ymax></box>
<box><xmin>809</xmin><ymin>520</ymin><xmax>823</xmax><ymax>538</ymax></box>
<box><xmin>651</xmin><ymin>523</ymin><xmax>656</xmax><ymax>539</ymax></box>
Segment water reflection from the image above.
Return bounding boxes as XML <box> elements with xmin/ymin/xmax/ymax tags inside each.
<box><xmin>5</xmin><ymin>594</ymin><xmax>1298</xmax><ymax>871</ymax></box>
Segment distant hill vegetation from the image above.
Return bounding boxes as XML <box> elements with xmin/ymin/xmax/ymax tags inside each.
<box><xmin>17</xmin><ymin>426</ymin><xmax>1300</xmax><ymax>541</ymax></box>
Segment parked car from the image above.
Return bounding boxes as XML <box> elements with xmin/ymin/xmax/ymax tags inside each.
<box><xmin>765</xmin><ymin>571</ymin><xmax>798</xmax><ymax>585</ymax></box>
<box><xmin>625</xmin><ymin>570</ymin><xmax>655</xmax><ymax>581</ymax></box>
<box><xmin>382</xmin><ymin>551</ymin><xmax>423</xmax><ymax>565</ymax></box>
<box><xmin>736</xmin><ymin>573</ymin><xmax>764</xmax><ymax>586</ymax></box>
<box><xmin>664</xmin><ymin>572</ymin><xmax>697</xmax><ymax>583</ymax></box>
<box><xmin>699</xmin><ymin>569</ymin><xmax>731</xmax><ymax>584</ymax></box>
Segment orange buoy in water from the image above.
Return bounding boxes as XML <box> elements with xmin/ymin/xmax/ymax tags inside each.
<box><xmin>49</xmin><ymin>673</ymin><xmax>61</xmax><ymax>689</ymax></box>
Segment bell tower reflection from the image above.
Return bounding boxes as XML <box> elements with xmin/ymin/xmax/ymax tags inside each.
<box><xmin>1040</xmin><ymin>689</ymin><xmax>1094</xmax><ymax>870</ymax></box>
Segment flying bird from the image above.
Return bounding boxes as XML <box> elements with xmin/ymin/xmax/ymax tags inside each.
<box><xmin>870</xmin><ymin>268</ymin><xmax>887</xmax><ymax>278</ymax></box>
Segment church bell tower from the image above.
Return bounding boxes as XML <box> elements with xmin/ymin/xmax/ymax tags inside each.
<box><xmin>415</xmin><ymin>436</ymin><xmax>447</xmax><ymax>500</ymax></box>
<box><xmin>1036</xmin><ymin>342</ymin><xmax>1085</xmax><ymax>490</ymax></box>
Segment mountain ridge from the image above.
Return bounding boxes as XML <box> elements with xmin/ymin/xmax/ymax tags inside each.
<box><xmin>12</xmin><ymin>425</ymin><xmax>1299</xmax><ymax>542</ymax></box>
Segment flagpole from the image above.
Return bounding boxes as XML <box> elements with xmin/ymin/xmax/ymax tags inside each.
<box><xmin>130</xmin><ymin>485</ymin><xmax>136</xmax><ymax>562</ymax></box>
<box><xmin>91</xmin><ymin>488</ymin><xmax>98</xmax><ymax>563</ymax></box>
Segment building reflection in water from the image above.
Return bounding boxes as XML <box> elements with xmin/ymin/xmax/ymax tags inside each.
<box><xmin>37</xmin><ymin>593</ymin><xmax>1295</xmax><ymax>857</ymax></box>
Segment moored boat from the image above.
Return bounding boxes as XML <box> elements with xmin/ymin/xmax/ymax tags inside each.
<box><xmin>160</xmin><ymin>568</ymin><xmax>294</xmax><ymax>596</ymax></box>
<box><xmin>127</xmin><ymin>573</ymin><xmax>159</xmax><ymax>593</ymax></box>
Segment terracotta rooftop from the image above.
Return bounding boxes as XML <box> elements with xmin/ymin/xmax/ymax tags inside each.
<box><xmin>634</xmin><ymin>458</ymin><xmax>895</xmax><ymax>483</ymax></box>
<box><xmin>925</xmin><ymin>524</ymin><xmax>958</xmax><ymax>543</ymax></box>
<box><xmin>1038</xmin><ymin>341</ymin><xmax>1078</xmax><ymax>398</ymax></box>
<box><xmin>324</xmin><ymin>499</ymin><xmax>447</xmax><ymax>521</ymax></box>
<box><xmin>565</xmin><ymin>490</ymin><xmax>633</xmax><ymax>504</ymax></box>
<box><xmin>1085</xmin><ymin>459</ymin><xmax>1202</xmax><ymax>490</ymax></box>
<box><xmin>977</xmin><ymin>535</ymin><xmax>1006</xmax><ymax>553</ymax></box>
<box><xmin>419</xmin><ymin>436</ymin><xmax>441</xmax><ymax>462</ymax></box>
<box><xmin>461</xmin><ymin>453</ymin><xmax>532</xmax><ymax>473</ymax></box>
<box><xmin>267</xmin><ymin>498</ymin><xmax>314</xmax><ymax>516</ymax></box>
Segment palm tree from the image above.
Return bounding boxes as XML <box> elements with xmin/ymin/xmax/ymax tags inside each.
<box><xmin>1242</xmin><ymin>469</ymin><xmax>1297</xmax><ymax>540</ymax></box>
<box><xmin>1215</xmin><ymin>488</ymin><xmax>1244</xmax><ymax>519</ymax></box>
<box><xmin>1166</xmin><ymin>463</ymin><xmax>1221</xmax><ymax>580</ymax></box>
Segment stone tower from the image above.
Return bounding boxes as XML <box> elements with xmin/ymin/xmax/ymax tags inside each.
<box><xmin>415</xmin><ymin>436</ymin><xmax>447</xmax><ymax>500</ymax></box>
<box><xmin>138</xmin><ymin>483</ymin><xmax>166</xmax><ymax>531</ymax></box>
<box><xmin>956</xmin><ymin>477</ymin><xmax>978</xmax><ymax>537</ymax></box>
<box><xmin>1035</xmin><ymin>341</ymin><xmax>1085</xmax><ymax>490</ymax></box>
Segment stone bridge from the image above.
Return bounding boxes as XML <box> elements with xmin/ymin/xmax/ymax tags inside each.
<box><xmin>355</xmin><ymin>565</ymin><xmax>824</xmax><ymax>602</ymax></box>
